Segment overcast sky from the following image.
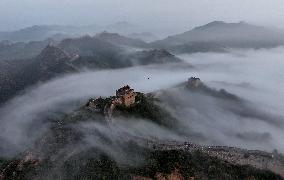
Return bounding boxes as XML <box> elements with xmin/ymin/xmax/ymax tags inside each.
<box><xmin>1</xmin><ymin>0</ymin><xmax>284</xmax><ymax>32</ymax></box>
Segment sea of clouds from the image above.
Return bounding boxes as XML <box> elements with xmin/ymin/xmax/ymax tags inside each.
<box><xmin>1</xmin><ymin>47</ymin><xmax>284</xmax><ymax>157</ymax></box>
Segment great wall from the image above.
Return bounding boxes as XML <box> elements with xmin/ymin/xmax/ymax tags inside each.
<box><xmin>83</xmin><ymin>78</ymin><xmax>284</xmax><ymax>176</ymax></box>
<box><xmin>147</xmin><ymin>140</ymin><xmax>284</xmax><ymax>176</ymax></box>
<box><xmin>86</xmin><ymin>77</ymin><xmax>202</xmax><ymax>122</ymax></box>
<box><xmin>112</xmin><ymin>131</ymin><xmax>284</xmax><ymax>177</ymax></box>
<box><xmin>86</xmin><ymin>85</ymin><xmax>137</xmax><ymax>122</ymax></box>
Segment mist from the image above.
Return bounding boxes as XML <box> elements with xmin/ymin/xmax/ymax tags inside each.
<box><xmin>76</xmin><ymin>118</ymin><xmax>184</xmax><ymax>167</ymax></box>
<box><xmin>173</xmin><ymin>48</ymin><xmax>284</xmax><ymax>151</ymax></box>
<box><xmin>1</xmin><ymin>47</ymin><xmax>284</xmax><ymax>158</ymax></box>
<box><xmin>2</xmin><ymin>0</ymin><xmax>284</xmax><ymax>35</ymax></box>
<box><xmin>179</xmin><ymin>48</ymin><xmax>284</xmax><ymax>113</ymax></box>
<box><xmin>0</xmin><ymin>64</ymin><xmax>191</xmax><ymax>157</ymax></box>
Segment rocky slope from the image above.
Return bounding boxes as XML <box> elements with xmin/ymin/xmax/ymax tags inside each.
<box><xmin>0</xmin><ymin>45</ymin><xmax>76</xmax><ymax>104</ymax></box>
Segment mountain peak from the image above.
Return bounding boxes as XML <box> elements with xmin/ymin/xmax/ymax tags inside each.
<box><xmin>194</xmin><ymin>21</ymin><xmax>251</xmax><ymax>31</ymax></box>
<box><xmin>108</xmin><ymin>21</ymin><xmax>136</xmax><ymax>28</ymax></box>
<box><xmin>95</xmin><ymin>31</ymin><xmax>146</xmax><ymax>47</ymax></box>
<box><xmin>39</xmin><ymin>44</ymin><xmax>69</xmax><ymax>58</ymax></box>
<box><xmin>96</xmin><ymin>31</ymin><xmax>121</xmax><ymax>38</ymax></box>
<box><xmin>205</xmin><ymin>21</ymin><xmax>226</xmax><ymax>26</ymax></box>
<box><xmin>37</xmin><ymin>44</ymin><xmax>71</xmax><ymax>67</ymax></box>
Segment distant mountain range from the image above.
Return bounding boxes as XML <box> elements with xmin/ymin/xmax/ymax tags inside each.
<box><xmin>95</xmin><ymin>31</ymin><xmax>148</xmax><ymax>48</ymax></box>
<box><xmin>0</xmin><ymin>25</ymin><xmax>91</xmax><ymax>42</ymax></box>
<box><xmin>151</xmin><ymin>21</ymin><xmax>284</xmax><ymax>53</ymax></box>
<box><xmin>0</xmin><ymin>22</ymin><xmax>147</xmax><ymax>43</ymax></box>
<box><xmin>2</xmin><ymin>21</ymin><xmax>284</xmax><ymax>52</ymax></box>
<box><xmin>127</xmin><ymin>32</ymin><xmax>159</xmax><ymax>42</ymax></box>
<box><xmin>3</xmin><ymin>20</ymin><xmax>284</xmax><ymax>104</ymax></box>
<box><xmin>0</xmin><ymin>35</ymin><xmax>182</xmax><ymax>104</ymax></box>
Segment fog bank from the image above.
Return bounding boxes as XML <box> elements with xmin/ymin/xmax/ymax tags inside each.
<box><xmin>1</xmin><ymin>47</ymin><xmax>284</xmax><ymax>157</ymax></box>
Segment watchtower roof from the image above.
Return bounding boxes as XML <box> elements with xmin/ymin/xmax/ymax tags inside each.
<box><xmin>117</xmin><ymin>85</ymin><xmax>132</xmax><ymax>93</ymax></box>
<box><xmin>116</xmin><ymin>85</ymin><xmax>135</xmax><ymax>97</ymax></box>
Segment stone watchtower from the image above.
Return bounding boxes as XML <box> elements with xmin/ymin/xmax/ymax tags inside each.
<box><xmin>188</xmin><ymin>77</ymin><xmax>201</xmax><ymax>87</ymax></box>
<box><xmin>116</xmin><ymin>85</ymin><xmax>137</xmax><ymax>107</ymax></box>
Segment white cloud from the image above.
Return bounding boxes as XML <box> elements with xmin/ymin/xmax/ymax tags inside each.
<box><xmin>1</xmin><ymin>47</ymin><xmax>284</xmax><ymax>156</ymax></box>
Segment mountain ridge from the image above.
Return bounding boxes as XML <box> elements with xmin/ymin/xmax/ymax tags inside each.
<box><xmin>151</xmin><ymin>21</ymin><xmax>284</xmax><ymax>53</ymax></box>
<box><xmin>0</xmin><ymin>37</ymin><xmax>183</xmax><ymax>105</ymax></box>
